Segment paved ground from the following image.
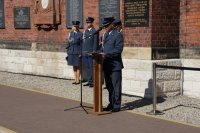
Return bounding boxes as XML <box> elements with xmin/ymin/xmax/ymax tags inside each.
<box><xmin>0</xmin><ymin>71</ymin><xmax>200</xmax><ymax>127</ymax></box>
<box><xmin>0</xmin><ymin>84</ymin><xmax>199</xmax><ymax>133</ymax></box>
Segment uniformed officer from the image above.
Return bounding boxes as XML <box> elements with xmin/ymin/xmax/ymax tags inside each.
<box><xmin>67</xmin><ymin>21</ymin><xmax>83</xmax><ymax>85</ymax></box>
<box><xmin>101</xmin><ymin>17</ymin><xmax>124</xmax><ymax>112</ymax></box>
<box><xmin>82</xmin><ymin>17</ymin><xmax>99</xmax><ymax>87</ymax></box>
<box><xmin>101</xmin><ymin>19</ymin><xmax>122</xmax><ymax>90</ymax></box>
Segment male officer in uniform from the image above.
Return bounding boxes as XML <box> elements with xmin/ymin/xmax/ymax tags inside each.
<box><xmin>101</xmin><ymin>17</ymin><xmax>124</xmax><ymax>112</ymax></box>
<box><xmin>82</xmin><ymin>17</ymin><xmax>99</xmax><ymax>87</ymax></box>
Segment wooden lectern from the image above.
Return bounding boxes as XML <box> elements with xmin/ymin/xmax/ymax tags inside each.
<box><xmin>89</xmin><ymin>52</ymin><xmax>110</xmax><ymax>115</ymax></box>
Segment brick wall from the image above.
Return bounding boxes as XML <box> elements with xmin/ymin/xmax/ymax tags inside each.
<box><xmin>0</xmin><ymin>0</ymin><xmax>153</xmax><ymax>47</ymax></box>
<box><xmin>122</xmin><ymin>0</ymin><xmax>152</xmax><ymax>47</ymax></box>
<box><xmin>152</xmin><ymin>0</ymin><xmax>180</xmax><ymax>48</ymax></box>
<box><xmin>152</xmin><ymin>0</ymin><xmax>180</xmax><ymax>59</ymax></box>
<box><xmin>0</xmin><ymin>0</ymin><xmax>67</xmax><ymax>44</ymax></box>
<box><xmin>1</xmin><ymin>0</ymin><xmax>200</xmax><ymax>59</ymax></box>
<box><xmin>180</xmin><ymin>0</ymin><xmax>200</xmax><ymax>58</ymax></box>
<box><xmin>180</xmin><ymin>0</ymin><xmax>200</xmax><ymax>47</ymax></box>
<box><xmin>1</xmin><ymin>0</ymin><xmax>36</xmax><ymax>43</ymax></box>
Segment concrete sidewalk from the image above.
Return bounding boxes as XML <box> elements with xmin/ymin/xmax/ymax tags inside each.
<box><xmin>0</xmin><ymin>84</ymin><xmax>199</xmax><ymax>133</ymax></box>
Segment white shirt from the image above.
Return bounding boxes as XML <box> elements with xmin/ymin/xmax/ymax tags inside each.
<box><xmin>109</xmin><ymin>30</ymin><xmax>113</xmax><ymax>35</ymax></box>
<box><xmin>88</xmin><ymin>27</ymin><xmax>92</xmax><ymax>32</ymax></box>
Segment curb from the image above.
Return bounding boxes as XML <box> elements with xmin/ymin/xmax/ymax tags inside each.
<box><xmin>0</xmin><ymin>126</ymin><xmax>16</xmax><ymax>133</ymax></box>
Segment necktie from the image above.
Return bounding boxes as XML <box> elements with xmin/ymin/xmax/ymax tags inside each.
<box><xmin>104</xmin><ymin>32</ymin><xmax>109</xmax><ymax>41</ymax></box>
<box><xmin>102</xmin><ymin>32</ymin><xmax>109</xmax><ymax>49</ymax></box>
<box><xmin>74</xmin><ymin>32</ymin><xmax>76</xmax><ymax>39</ymax></box>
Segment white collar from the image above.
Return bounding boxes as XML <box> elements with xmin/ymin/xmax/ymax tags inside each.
<box><xmin>88</xmin><ymin>27</ymin><xmax>92</xmax><ymax>31</ymax></box>
<box><xmin>108</xmin><ymin>30</ymin><xmax>113</xmax><ymax>35</ymax></box>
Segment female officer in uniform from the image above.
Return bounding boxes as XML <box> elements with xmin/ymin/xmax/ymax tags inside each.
<box><xmin>67</xmin><ymin>21</ymin><xmax>83</xmax><ymax>84</ymax></box>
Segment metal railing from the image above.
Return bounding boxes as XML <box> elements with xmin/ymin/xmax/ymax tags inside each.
<box><xmin>150</xmin><ymin>63</ymin><xmax>200</xmax><ymax>115</ymax></box>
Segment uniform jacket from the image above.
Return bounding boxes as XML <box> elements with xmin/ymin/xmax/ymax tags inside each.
<box><xmin>67</xmin><ymin>31</ymin><xmax>83</xmax><ymax>55</ymax></box>
<box><xmin>102</xmin><ymin>29</ymin><xmax>124</xmax><ymax>72</ymax></box>
<box><xmin>82</xmin><ymin>28</ymin><xmax>99</xmax><ymax>53</ymax></box>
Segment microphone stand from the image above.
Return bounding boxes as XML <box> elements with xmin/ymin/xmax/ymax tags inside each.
<box><xmin>64</xmin><ymin>28</ymin><xmax>102</xmax><ymax>113</ymax></box>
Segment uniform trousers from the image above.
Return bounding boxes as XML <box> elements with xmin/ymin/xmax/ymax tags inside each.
<box><xmin>82</xmin><ymin>55</ymin><xmax>93</xmax><ymax>84</ymax></box>
<box><xmin>104</xmin><ymin>70</ymin><xmax>122</xmax><ymax>109</ymax></box>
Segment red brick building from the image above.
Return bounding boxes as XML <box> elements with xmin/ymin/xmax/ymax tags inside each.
<box><xmin>0</xmin><ymin>0</ymin><xmax>199</xmax><ymax>59</ymax></box>
<box><xmin>0</xmin><ymin>0</ymin><xmax>200</xmax><ymax>98</ymax></box>
<box><xmin>0</xmin><ymin>0</ymin><xmax>197</xmax><ymax>59</ymax></box>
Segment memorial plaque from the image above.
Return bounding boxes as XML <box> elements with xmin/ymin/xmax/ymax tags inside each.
<box><xmin>99</xmin><ymin>0</ymin><xmax>120</xmax><ymax>27</ymax></box>
<box><xmin>14</xmin><ymin>7</ymin><xmax>30</xmax><ymax>29</ymax></box>
<box><xmin>124</xmin><ymin>0</ymin><xmax>149</xmax><ymax>27</ymax></box>
<box><xmin>66</xmin><ymin>0</ymin><xmax>83</xmax><ymax>28</ymax></box>
<box><xmin>0</xmin><ymin>0</ymin><xmax>5</xmax><ymax>28</ymax></box>
<box><xmin>33</xmin><ymin>0</ymin><xmax>61</xmax><ymax>29</ymax></box>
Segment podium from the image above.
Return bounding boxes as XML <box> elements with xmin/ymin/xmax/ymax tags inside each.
<box><xmin>88</xmin><ymin>52</ymin><xmax>110</xmax><ymax>115</ymax></box>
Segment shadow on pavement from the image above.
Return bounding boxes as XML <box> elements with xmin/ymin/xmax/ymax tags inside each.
<box><xmin>121</xmin><ymin>97</ymin><xmax>165</xmax><ymax>112</ymax></box>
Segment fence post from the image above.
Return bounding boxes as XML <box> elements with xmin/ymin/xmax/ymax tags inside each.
<box><xmin>181</xmin><ymin>69</ymin><xmax>184</xmax><ymax>96</ymax></box>
<box><xmin>153</xmin><ymin>63</ymin><xmax>157</xmax><ymax>114</ymax></box>
<box><xmin>147</xmin><ymin>63</ymin><xmax>163</xmax><ymax>115</ymax></box>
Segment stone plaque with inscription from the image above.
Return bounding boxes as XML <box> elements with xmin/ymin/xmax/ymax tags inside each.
<box><xmin>14</xmin><ymin>7</ymin><xmax>30</xmax><ymax>29</ymax></box>
<box><xmin>0</xmin><ymin>0</ymin><xmax>5</xmax><ymax>28</ymax></box>
<box><xmin>124</xmin><ymin>0</ymin><xmax>149</xmax><ymax>27</ymax></box>
<box><xmin>99</xmin><ymin>0</ymin><xmax>120</xmax><ymax>27</ymax></box>
<box><xmin>66</xmin><ymin>0</ymin><xmax>83</xmax><ymax>28</ymax></box>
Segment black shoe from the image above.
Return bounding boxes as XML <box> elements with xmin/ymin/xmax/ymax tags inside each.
<box><xmin>83</xmin><ymin>83</ymin><xmax>90</xmax><ymax>86</ymax></box>
<box><xmin>72</xmin><ymin>82</ymin><xmax>76</xmax><ymax>84</ymax></box>
<box><xmin>103</xmin><ymin>107</ymin><xmax>112</xmax><ymax>111</ymax></box>
<box><xmin>111</xmin><ymin>108</ymin><xmax>120</xmax><ymax>112</ymax></box>
<box><xmin>89</xmin><ymin>84</ymin><xmax>93</xmax><ymax>87</ymax></box>
<box><xmin>81</xmin><ymin>80</ymin><xmax>87</xmax><ymax>83</ymax></box>
<box><xmin>103</xmin><ymin>104</ymin><xmax>112</xmax><ymax>111</ymax></box>
<box><xmin>75</xmin><ymin>82</ymin><xmax>80</xmax><ymax>85</ymax></box>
